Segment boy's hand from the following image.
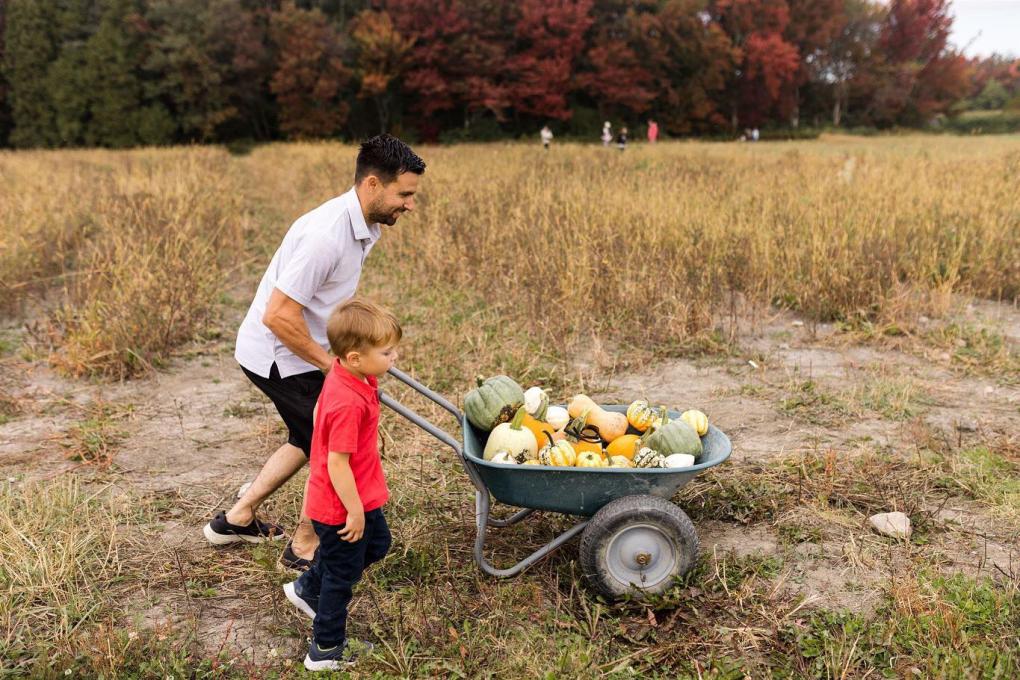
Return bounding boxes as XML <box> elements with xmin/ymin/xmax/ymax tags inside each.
<box><xmin>338</xmin><ymin>512</ymin><xmax>365</xmax><ymax>542</ymax></box>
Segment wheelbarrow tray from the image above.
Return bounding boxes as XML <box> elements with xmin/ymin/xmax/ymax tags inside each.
<box><xmin>462</xmin><ymin>406</ymin><xmax>731</xmax><ymax>516</ymax></box>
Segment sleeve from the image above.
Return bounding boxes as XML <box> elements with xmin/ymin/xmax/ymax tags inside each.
<box><xmin>274</xmin><ymin>234</ymin><xmax>341</xmax><ymax>307</ymax></box>
<box><xmin>326</xmin><ymin>404</ymin><xmax>363</xmax><ymax>455</ymax></box>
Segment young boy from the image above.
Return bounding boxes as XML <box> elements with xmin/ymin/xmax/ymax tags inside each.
<box><xmin>283</xmin><ymin>297</ymin><xmax>400</xmax><ymax>670</ymax></box>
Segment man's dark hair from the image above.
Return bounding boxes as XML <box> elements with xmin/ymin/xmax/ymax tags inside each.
<box><xmin>355</xmin><ymin>134</ymin><xmax>426</xmax><ymax>184</ymax></box>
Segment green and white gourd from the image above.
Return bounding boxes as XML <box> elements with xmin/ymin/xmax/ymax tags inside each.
<box><xmin>465</xmin><ymin>375</ymin><xmax>525</xmax><ymax>432</ymax></box>
<box><xmin>633</xmin><ymin>446</ymin><xmax>667</xmax><ymax>469</ymax></box>
<box><xmin>642</xmin><ymin>410</ymin><xmax>703</xmax><ymax>459</ymax></box>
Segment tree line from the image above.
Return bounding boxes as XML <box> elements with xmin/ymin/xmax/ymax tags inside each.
<box><xmin>1</xmin><ymin>0</ymin><xmax>1017</xmax><ymax>148</ymax></box>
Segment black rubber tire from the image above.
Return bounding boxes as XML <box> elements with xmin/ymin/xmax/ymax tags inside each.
<box><xmin>579</xmin><ymin>495</ymin><xmax>698</xmax><ymax>600</ymax></box>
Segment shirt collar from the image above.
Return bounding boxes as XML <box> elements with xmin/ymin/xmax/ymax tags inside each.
<box><xmin>342</xmin><ymin>186</ymin><xmax>376</xmax><ymax>241</ymax></box>
<box><xmin>333</xmin><ymin>359</ymin><xmax>378</xmax><ymax>399</ymax></box>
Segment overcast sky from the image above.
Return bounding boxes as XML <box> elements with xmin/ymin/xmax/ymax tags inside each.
<box><xmin>949</xmin><ymin>0</ymin><xmax>1019</xmax><ymax>57</ymax></box>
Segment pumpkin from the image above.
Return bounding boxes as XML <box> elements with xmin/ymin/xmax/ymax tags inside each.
<box><xmin>663</xmin><ymin>453</ymin><xmax>696</xmax><ymax>468</ymax></box>
<box><xmin>606</xmin><ymin>434</ymin><xmax>641</xmax><ymax>460</ymax></box>
<box><xmin>633</xmin><ymin>447</ymin><xmax>667</xmax><ymax>469</ymax></box>
<box><xmin>568</xmin><ymin>395</ymin><xmax>629</xmax><ymax>442</ymax></box>
<box><xmin>523</xmin><ymin>386</ymin><xmax>549</xmax><ymax>421</ymax></box>
<box><xmin>522</xmin><ymin>459</ymin><xmax>541</xmax><ymax>466</ymax></box>
<box><xmin>681</xmin><ymin>409</ymin><xmax>709</xmax><ymax>436</ymax></box>
<box><xmin>609</xmin><ymin>455</ymin><xmax>634</xmax><ymax>468</ymax></box>
<box><xmin>643</xmin><ymin>416</ymin><xmax>703</xmax><ymax>459</ymax></box>
<box><xmin>575</xmin><ymin>450</ymin><xmax>607</xmax><ymax>468</ymax></box>
<box><xmin>545</xmin><ymin>406</ymin><xmax>570</xmax><ymax>432</ymax></box>
<box><xmin>564</xmin><ymin>410</ymin><xmax>605</xmax><ymax>456</ymax></box>
<box><xmin>538</xmin><ymin>431</ymin><xmax>577</xmax><ymax>467</ymax></box>
<box><xmin>489</xmin><ymin>450</ymin><xmax>518</xmax><ymax>465</ymax></box>
<box><xmin>625</xmin><ymin>400</ymin><xmax>662</xmax><ymax>432</ymax></box>
<box><xmin>465</xmin><ymin>375</ymin><xmax>525</xmax><ymax>432</ymax></box>
<box><xmin>521</xmin><ymin>412</ymin><xmax>562</xmax><ymax>450</ymax></box>
<box><xmin>483</xmin><ymin>406</ymin><xmax>537</xmax><ymax>461</ymax></box>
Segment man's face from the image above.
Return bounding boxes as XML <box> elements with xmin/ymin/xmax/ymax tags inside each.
<box><xmin>363</xmin><ymin>172</ymin><xmax>419</xmax><ymax>226</ymax></box>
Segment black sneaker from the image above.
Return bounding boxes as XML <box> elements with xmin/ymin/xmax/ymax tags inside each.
<box><xmin>303</xmin><ymin>639</ymin><xmax>374</xmax><ymax>671</ymax></box>
<box><xmin>280</xmin><ymin>542</ymin><xmax>313</xmax><ymax>571</ymax></box>
<box><xmin>282</xmin><ymin>580</ymin><xmax>317</xmax><ymax>619</ymax></box>
<box><xmin>202</xmin><ymin>511</ymin><xmax>285</xmax><ymax>545</ymax></box>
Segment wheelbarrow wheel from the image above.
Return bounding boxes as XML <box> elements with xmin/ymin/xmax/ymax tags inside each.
<box><xmin>579</xmin><ymin>495</ymin><xmax>698</xmax><ymax>600</ymax></box>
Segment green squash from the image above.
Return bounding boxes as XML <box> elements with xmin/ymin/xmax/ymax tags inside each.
<box><xmin>464</xmin><ymin>375</ymin><xmax>525</xmax><ymax>432</ymax></box>
<box><xmin>643</xmin><ymin>415</ymin><xmax>703</xmax><ymax>459</ymax></box>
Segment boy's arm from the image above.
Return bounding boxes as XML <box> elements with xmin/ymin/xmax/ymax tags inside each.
<box><xmin>327</xmin><ymin>451</ymin><xmax>365</xmax><ymax>542</ymax></box>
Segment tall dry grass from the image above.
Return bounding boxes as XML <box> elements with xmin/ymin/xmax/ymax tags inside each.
<box><xmin>1</xmin><ymin>136</ymin><xmax>1018</xmax><ymax>379</ymax></box>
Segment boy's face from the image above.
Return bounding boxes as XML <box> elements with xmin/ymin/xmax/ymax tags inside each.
<box><xmin>346</xmin><ymin>343</ymin><xmax>399</xmax><ymax>377</ymax></box>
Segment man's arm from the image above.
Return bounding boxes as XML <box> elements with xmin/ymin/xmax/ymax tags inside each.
<box><xmin>262</xmin><ymin>288</ymin><xmax>333</xmax><ymax>372</ymax></box>
<box><xmin>327</xmin><ymin>451</ymin><xmax>365</xmax><ymax>542</ymax></box>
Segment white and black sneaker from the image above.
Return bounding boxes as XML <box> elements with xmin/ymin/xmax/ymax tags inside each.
<box><xmin>283</xmin><ymin>580</ymin><xmax>317</xmax><ymax>619</ymax></box>
<box><xmin>202</xmin><ymin>511</ymin><xmax>286</xmax><ymax>545</ymax></box>
<box><xmin>304</xmin><ymin>639</ymin><xmax>374</xmax><ymax>671</ymax></box>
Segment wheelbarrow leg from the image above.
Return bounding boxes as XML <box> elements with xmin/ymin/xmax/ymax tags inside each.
<box><xmin>474</xmin><ymin>490</ymin><xmax>589</xmax><ymax>578</ymax></box>
<box><xmin>486</xmin><ymin>506</ymin><xmax>537</xmax><ymax>528</ymax></box>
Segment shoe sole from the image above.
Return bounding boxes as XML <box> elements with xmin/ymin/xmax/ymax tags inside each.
<box><xmin>202</xmin><ymin>522</ymin><xmax>284</xmax><ymax>546</ymax></box>
<box><xmin>283</xmin><ymin>582</ymin><xmax>316</xmax><ymax>619</ymax></box>
<box><xmin>304</xmin><ymin>654</ymin><xmax>352</xmax><ymax>671</ymax></box>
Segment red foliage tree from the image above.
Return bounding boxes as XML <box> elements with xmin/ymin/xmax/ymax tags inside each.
<box><xmin>506</xmin><ymin>0</ymin><xmax>594</xmax><ymax>121</ymax></box>
<box><xmin>269</xmin><ymin>3</ymin><xmax>352</xmax><ymax>139</ymax></box>
<box><xmin>709</xmin><ymin>0</ymin><xmax>801</xmax><ymax>128</ymax></box>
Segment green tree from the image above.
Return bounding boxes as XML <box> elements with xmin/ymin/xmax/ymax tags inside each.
<box><xmin>3</xmin><ymin>0</ymin><xmax>60</xmax><ymax>147</ymax></box>
<box><xmin>972</xmin><ymin>79</ymin><xmax>1008</xmax><ymax>110</ymax></box>
<box><xmin>84</xmin><ymin>0</ymin><xmax>173</xmax><ymax>146</ymax></box>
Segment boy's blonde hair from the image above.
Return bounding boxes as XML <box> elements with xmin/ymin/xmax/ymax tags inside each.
<box><xmin>327</xmin><ymin>297</ymin><xmax>402</xmax><ymax>359</ymax></box>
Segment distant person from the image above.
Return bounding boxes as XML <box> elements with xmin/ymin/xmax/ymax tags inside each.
<box><xmin>616</xmin><ymin>126</ymin><xmax>628</xmax><ymax>151</ymax></box>
<box><xmin>203</xmin><ymin>135</ymin><xmax>425</xmax><ymax>571</ymax></box>
<box><xmin>540</xmin><ymin>125</ymin><xmax>553</xmax><ymax>150</ymax></box>
<box><xmin>601</xmin><ymin>121</ymin><xmax>613</xmax><ymax>147</ymax></box>
<box><xmin>752</xmin><ymin>128</ymin><xmax>760</xmax><ymax>142</ymax></box>
<box><xmin>647</xmin><ymin>119</ymin><xmax>659</xmax><ymax>144</ymax></box>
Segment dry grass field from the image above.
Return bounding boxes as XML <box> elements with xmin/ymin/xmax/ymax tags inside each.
<box><xmin>1</xmin><ymin>135</ymin><xmax>1019</xmax><ymax>677</ymax></box>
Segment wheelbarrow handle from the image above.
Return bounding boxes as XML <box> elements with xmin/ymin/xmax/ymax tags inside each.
<box><xmin>378</xmin><ymin>391</ymin><xmax>462</xmax><ymax>457</ymax></box>
<box><xmin>386</xmin><ymin>367</ymin><xmax>463</xmax><ymax>421</ymax></box>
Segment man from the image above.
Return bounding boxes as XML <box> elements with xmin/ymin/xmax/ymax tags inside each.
<box><xmin>203</xmin><ymin>134</ymin><xmax>425</xmax><ymax>569</ymax></box>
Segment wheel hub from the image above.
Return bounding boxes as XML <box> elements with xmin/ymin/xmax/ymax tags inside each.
<box><xmin>605</xmin><ymin>523</ymin><xmax>677</xmax><ymax>589</ymax></box>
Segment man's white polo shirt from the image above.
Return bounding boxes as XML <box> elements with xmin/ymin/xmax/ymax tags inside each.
<box><xmin>235</xmin><ymin>187</ymin><xmax>381</xmax><ymax>378</ymax></box>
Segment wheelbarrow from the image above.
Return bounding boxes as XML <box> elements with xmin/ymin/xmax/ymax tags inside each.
<box><xmin>381</xmin><ymin>367</ymin><xmax>732</xmax><ymax>599</ymax></box>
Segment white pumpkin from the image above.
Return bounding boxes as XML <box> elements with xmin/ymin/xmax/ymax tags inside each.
<box><xmin>523</xmin><ymin>386</ymin><xmax>549</xmax><ymax>421</ymax></box>
<box><xmin>489</xmin><ymin>450</ymin><xmax>518</xmax><ymax>465</ymax></box>
<box><xmin>663</xmin><ymin>453</ymin><xmax>696</xmax><ymax>468</ymax></box>
<box><xmin>483</xmin><ymin>406</ymin><xmax>538</xmax><ymax>462</ymax></box>
<box><xmin>545</xmin><ymin>405</ymin><xmax>570</xmax><ymax>432</ymax></box>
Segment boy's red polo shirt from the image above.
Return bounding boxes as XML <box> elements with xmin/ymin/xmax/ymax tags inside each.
<box><xmin>305</xmin><ymin>359</ymin><xmax>388</xmax><ymax>526</ymax></box>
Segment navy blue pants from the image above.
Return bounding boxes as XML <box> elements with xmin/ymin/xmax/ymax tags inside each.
<box><xmin>298</xmin><ymin>509</ymin><xmax>392</xmax><ymax>647</ymax></box>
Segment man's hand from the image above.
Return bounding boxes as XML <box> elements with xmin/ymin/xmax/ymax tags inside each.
<box><xmin>338</xmin><ymin>512</ymin><xmax>365</xmax><ymax>542</ymax></box>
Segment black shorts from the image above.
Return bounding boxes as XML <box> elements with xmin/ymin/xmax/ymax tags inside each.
<box><xmin>241</xmin><ymin>363</ymin><xmax>325</xmax><ymax>457</ymax></box>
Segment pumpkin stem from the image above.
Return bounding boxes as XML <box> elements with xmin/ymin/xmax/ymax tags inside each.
<box><xmin>509</xmin><ymin>405</ymin><xmax>528</xmax><ymax>430</ymax></box>
<box><xmin>542</xmin><ymin>430</ymin><xmax>555</xmax><ymax>446</ymax></box>
<box><xmin>475</xmin><ymin>375</ymin><xmax>485</xmax><ymax>387</ymax></box>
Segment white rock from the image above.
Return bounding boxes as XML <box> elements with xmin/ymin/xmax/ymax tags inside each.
<box><xmin>938</xmin><ymin>352</ymin><xmax>952</xmax><ymax>362</ymax></box>
<box><xmin>868</xmin><ymin>512</ymin><xmax>912</xmax><ymax>540</ymax></box>
<box><xmin>955</xmin><ymin>419</ymin><xmax>978</xmax><ymax>433</ymax></box>
<box><xmin>792</xmin><ymin>320</ymin><xmax>805</xmax><ymax>327</ymax></box>
<box><xmin>237</xmin><ymin>481</ymin><xmax>253</xmax><ymax>499</ymax></box>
